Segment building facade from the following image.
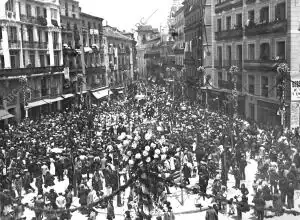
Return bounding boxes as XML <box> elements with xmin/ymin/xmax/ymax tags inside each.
<box><xmin>103</xmin><ymin>25</ymin><xmax>136</xmax><ymax>89</ymax></box>
<box><xmin>183</xmin><ymin>0</ymin><xmax>214</xmax><ymax>101</ymax></box>
<box><xmin>214</xmin><ymin>0</ymin><xmax>300</xmax><ymax>128</ymax></box>
<box><xmin>173</xmin><ymin>6</ymin><xmax>185</xmax><ymax>69</ymax></box>
<box><xmin>0</xmin><ymin>0</ymin><xmax>64</xmax><ymax>123</ymax></box>
<box><xmin>136</xmin><ymin>25</ymin><xmax>160</xmax><ymax>80</ymax></box>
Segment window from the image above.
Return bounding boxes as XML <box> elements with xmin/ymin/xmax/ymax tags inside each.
<box><xmin>248</xmin><ymin>44</ymin><xmax>255</xmax><ymax>60</ymax></box>
<box><xmin>260</xmin><ymin>43</ymin><xmax>270</xmax><ymax>60</ymax></box>
<box><xmin>36</xmin><ymin>7</ymin><xmax>40</xmax><ymax>17</ymax></box>
<box><xmin>65</xmin><ymin>3</ymin><xmax>68</xmax><ymax>16</ymax></box>
<box><xmin>27</xmin><ymin>27</ymin><xmax>33</xmax><ymax>42</ymax></box>
<box><xmin>249</xmin><ymin>103</ymin><xmax>255</xmax><ymax>120</ymax></box>
<box><xmin>82</xmin><ymin>20</ymin><xmax>85</xmax><ymax>26</ymax></box>
<box><xmin>236</xmin><ymin>14</ymin><xmax>242</xmax><ymax>28</ymax></box>
<box><xmin>276</xmin><ymin>41</ymin><xmax>285</xmax><ymax>59</ymax></box>
<box><xmin>248</xmin><ymin>10</ymin><xmax>255</xmax><ymax>26</ymax></box>
<box><xmin>248</xmin><ymin>75</ymin><xmax>255</xmax><ymax>94</ymax></box>
<box><xmin>45</xmin><ymin>31</ymin><xmax>48</xmax><ymax>43</ymax></box>
<box><xmin>260</xmin><ymin>7</ymin><xmax>269</xmax><ymax>23</ymax></box>
<box><xmin>54</xmin><ymin>51</ymin><xmax>59</xmax><ymax>66</ymax></box>
<box><xmin>37</xmin><ymin>30</ymin><xmax>41</xmax><ymax>42</ymax></box>
<box><xmin>217</xmin><ymin>18</ymin><xmax>222</xmax><ymax>32</ymax></box>
<box><xmin>226</xmin><ymin>16</ymin><xmax>231</xmax><ymax>30</ymax></box>
<box><xmin>5</xmin><ymin>0</ymin><xmax>14</xmax><ymax>11</ymax></box>
<box><xmin>227</xmin><ymin>45</ymin><xmax>232</xmax><ymax>66</ymax></box>
<box><xmin>261</xmin><ymin>76</ymin><xmax>268</xmax><ymax>97</ymax></box>
<box><xmin>8</xmin><ymin>27</ymin><xmax>17</xmax><ymax>41</ymax></box>
<box><xmin>10</xmin><ymin>54</ymin><xmax>17</xmax><ymax>68</ymax></box>
<box><xmin>236</xmin><ymin>45</ymin><xmax>242</xmax><ymax>65</ymax></box>
<box><xmin>72</xmin><ymin>5</ymin><xmax>75</xmax><ymax>12</ymax></box>
<box><xmin>217</xmin><ymin>46</ymin><xmax>222</xmax><ymax>67</ymax></box>
<box><xmin>218</xmin><ymin>72</ymin><xmax>222</xmax><ymax>87</ymax></box>
<box><xmin>46</xmin><ymin>55</ymin><xmax>50</xmax><ymax>66</ymax></box>
<box><xmin>26</xmin><ymin>4</ymin><xmax>31</xmax><ymax>18</ymax></box>
<box><xmin>29</xmin><ymin>52</ymin><xmax>35</xmax><ymax>67</ymax></box>
<box><xmin>40</xmin><ymin>54</ymin><xmax>45</xmax><ymax>67</ymax></box>
<box><xmin>51</xmin><ymin>9</ymin><xmax>57</xmax><ymax>20</ymax></box>
<box><xmin>43</xmin><ymin>8</ymin><xmax>47</xmax><ymax>18</ymax></box>
<box><xmin>275</xmin><ymin>2</ymin><xmax>286</xmax><ymax>21</ymax></box>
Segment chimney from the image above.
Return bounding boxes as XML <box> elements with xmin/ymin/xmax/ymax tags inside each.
<box><xmin>106</xmin><ymin>20</ymin><xmax>108</xmax><ymax>26</ymax></box>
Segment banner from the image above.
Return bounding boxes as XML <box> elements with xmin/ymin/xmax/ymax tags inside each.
<box><xmin>64</xmin><ymin>67</ymin><xmax>70</xmax><ymax>80</ymax></box>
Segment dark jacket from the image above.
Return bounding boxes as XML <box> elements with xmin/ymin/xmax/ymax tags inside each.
<box><xmin>205</xmin><ymin>208</ymin><xmax>218</xmax><ymax>220</ymax></box>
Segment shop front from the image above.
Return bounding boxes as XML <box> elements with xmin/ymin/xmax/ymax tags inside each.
<box><xmin>257</xmin><ymin>100</ymin><xmax>281</xmax><ymax>127</ymax></box>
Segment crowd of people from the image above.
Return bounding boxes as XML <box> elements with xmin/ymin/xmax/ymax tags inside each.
<box><xmin>0</xmin><ymin>81</ymin><xmax>299</xmax><ymax>220</ymax></box>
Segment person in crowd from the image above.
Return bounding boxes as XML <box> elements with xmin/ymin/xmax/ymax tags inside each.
<box><xmin>252</xmin><ymin>190</ymin><xmax>265</xmax><ymax>220</ymax></box>
<box><xmin>107</xmin><ymin>199</ymin><xmax>115</xmax><ymax>220</ymax></box>
<box><xmin>205</xmin><ymin>204</ymin><xmax>218</xmax><ymax>220</ymax></box>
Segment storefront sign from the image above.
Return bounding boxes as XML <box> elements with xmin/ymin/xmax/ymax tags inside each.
<box><xmin>294</xmin><ymin>190</ymin><xmax>300</xmax><ymax>209</ymax></box>
<box><xmin>291</xmin><ymin>102</ymin><xmax>300</xmax><ymax>129</ymax></box>
<box><xmin>291</xmin><ymin>81</ymin><xmax>300</xmax><ymax>101</ymax></box>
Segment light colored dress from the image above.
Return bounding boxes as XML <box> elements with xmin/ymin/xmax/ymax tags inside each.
<box><xmin>50</xmin><ymin>161</ymin><xmax>56</xmax><ymax>176</ymax></box>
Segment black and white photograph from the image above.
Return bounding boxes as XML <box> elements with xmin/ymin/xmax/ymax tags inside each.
<box><xmin>0</xmin><ymin>0</ymin><xmax>300</xmax><ymax>219</ymax></box>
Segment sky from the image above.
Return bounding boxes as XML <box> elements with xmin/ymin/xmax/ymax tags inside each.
<box><xmin>78</xmin><ymin>0</ymin><xmax>173</xmax><ymax>32</ymax></box>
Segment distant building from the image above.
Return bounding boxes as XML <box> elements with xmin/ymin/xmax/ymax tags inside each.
<box><xmin>103</xmin><ymin>25</ymin><xmax>136</xmax><ymax>90</ymax></box>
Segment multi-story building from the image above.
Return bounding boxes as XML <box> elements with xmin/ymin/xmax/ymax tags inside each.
<box><xmin>173</xmin><ymin>6</ymin><xmax>185</xmax><ymax>70</ymax></box>
<box><xmin>80</xmin><ymin>12</ymin><xmax>106</xmax><ymax>105</ymax></box>
<box><xmin>214</xmin><ymin>0</ymin><xmax>300</xmax><ymax>128</ymax></box>
<box><xmin>103</xmin><ymin>25</ymin><xmax>136</xmax><ymax>90</ymax></box>
<box><xmin>0</xmin><ymin>0</ymin><xmax>64</xmax><ymax>123</ymax></box>
<box><xmin>136</xmin><ymin>25</ymin><xmax>160</xmax><ymax>80</ymax></box>
<box><xmin>183</xmin><ymin>0</ymin><xmax>214</xmax><ymax>101</ymax></box>
<box><xmin>60</xmin><ymin>0</ymin><xmax>82</xmax><ymax>109</ymax></box>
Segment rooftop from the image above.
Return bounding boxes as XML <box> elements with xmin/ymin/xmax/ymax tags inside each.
<box><xmin>103</xmin><ymin>26</ymin><xmax>133</xmax><ymax>41</ymax></box>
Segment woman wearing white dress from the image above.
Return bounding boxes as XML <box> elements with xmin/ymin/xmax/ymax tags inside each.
<box><xmin>50</xmin><ymin>158</ymin><xmax>56</xmax><ymax>176</ymax></box>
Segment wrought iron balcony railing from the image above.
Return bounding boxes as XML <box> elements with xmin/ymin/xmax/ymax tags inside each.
<box><xmin>244</xmin><ymin>59</ymin><xmax>285</xmax><ymax>71</ymax></box>
<box><xmin>0</xmin><ymin>66</ymin><xmax>64</xmax><ymax>77</ymax></box>
<box><xmin>245</xmin><ymin>19</ymin><xmax>287</xmax><ymax>36</ymax></box>
<box><xmin>215</xmin><ymin>27</ymin><xmax>243</xmax><ymax>41</ymax></box>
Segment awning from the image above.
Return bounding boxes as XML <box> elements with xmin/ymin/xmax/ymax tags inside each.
<box><xmin>76</xmin><ymin>90</ymin><xmax>88</xmax><ymax>95</ymax></box>
<box><xmin>84</xmin><ymin>47</ymin><xmax>93</xmax><ymax>53</ymax></box>
<box><xmin>92</xmin><ymin>89</ymin><xmax>111</xmax><ymax>99</ymax></box>
<box><xmin>0</xmin><ymin>109</ymin><xmax>14</xmax><ymax>120</ymax></box>
<box><xmin>27</xmin><ymin>100</ymin><xmax>48</xmax><ymax>109</ymax></box>
<box><xmin>48</xmin><ymin>97</ymin><xmax>64</xmax><ymax>103</ymax></box>
<box><xmin>62</xmin><ymin>94</ymin><xmax>75</xmax><ymax>99</ymax></box>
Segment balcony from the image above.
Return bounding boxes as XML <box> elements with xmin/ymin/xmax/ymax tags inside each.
<box><xmin>31</xmin><ymin>90</ymin><xmax>41</xmax><ymax>101</ymax></box>
<box><xmin>8</xmin><ymin>40</ymin><xmax>20</xmax><ymax>49</ymax></box>
<box><xmin>215</xmin><ymin>0</ymin><xmax>243</xmax><ymax>14</ymax></box>
<box><xmin>246</xmin><ymin>0</ymin><xmax>256</xmax><ymax>4</ymax></box>
<box><xmin>50</xmin><ymin>87</ymin><xmax>58</xmax><ymax>97</ymax></box>
<box><xmin>86</xmin><ymin>66</ymin><xmax>104</xmax><ymax>75</ymax></box>
<box><xmin>215</xmin><ymin>27</ymin><xmax>243</xmax><ymax>41</ymax></box>
<box><xmin>23</xmin><ymin>41</ymin><xmax>38</xmax><ymax>49</ymax></box>
<box><xmin>215</xmin><ymin>60</ymin><xmax>242</xmax><ymax>69</ymax></box>
<box><xmin>5</xmin><ymin>11</ymin><xmax>16</xmax><ymax>20</ymax></box>
<box><xmin>245</xmin><ymin>19</ymin><xmax>287</xmax><ymax>37</ymax></box>
<box><xmin>20</xmin><ymin>15</ymin><xmax>36</xmax><ymax>24</ymax></box>
<box><xmin>219</xmin><ymin>80</ymin><xmax>233</xmax><ymax>90</ymax></box>
<box><xmin>244</xmin><ymin>59</ymin><xmax>285</xmax><ymax>71</ymax></box>
<box><xmin>0</xmin><ymin>66</ymin><xmax>64</xmax><ymax>77</ymax></box>
<box><xmin>39</xmin><ymin>42</ymin><xmax>48</xmax><ymax>49</ymax></box>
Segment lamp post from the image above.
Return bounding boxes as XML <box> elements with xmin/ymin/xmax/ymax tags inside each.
<box><xmin>19</xmin><ymin>76</ymin><xmax>29</xmax><ymax>118</ymax></box>
<box><xmin>276</xmin><ymin>63</ymin><xmax>289</xmax><ymax>128</ymax></box>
